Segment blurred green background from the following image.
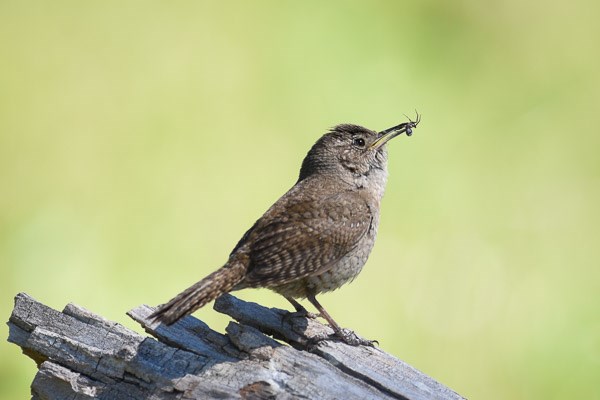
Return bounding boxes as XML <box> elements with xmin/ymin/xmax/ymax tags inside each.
<box><xmin>1</xmin><ymin>1</ymin><xmax>599</xmax><ymax>399</ymax></box>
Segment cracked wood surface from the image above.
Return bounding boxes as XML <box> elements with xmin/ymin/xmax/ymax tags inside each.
<box><xmin>7</xmin><ymin>292</ymin><xmax>465</xmax><ymax>400</ymax></box>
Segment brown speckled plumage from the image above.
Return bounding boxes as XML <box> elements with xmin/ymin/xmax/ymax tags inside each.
<box><xmin>150</xmin><ymin>118</ymin><xmax>419</xmax><ymax>344</ymax></box>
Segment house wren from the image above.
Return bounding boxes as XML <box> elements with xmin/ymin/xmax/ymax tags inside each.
<box><xmin>150</xmin><ymin>114</ymin><xmax>420</xmax><ymax>345</ymax></box>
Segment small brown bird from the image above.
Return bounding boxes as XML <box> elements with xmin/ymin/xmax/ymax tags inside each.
<box><xmin>150</xmin><ymin>114</ymin><xmax>419</xmax><ymax>345</ymax></box>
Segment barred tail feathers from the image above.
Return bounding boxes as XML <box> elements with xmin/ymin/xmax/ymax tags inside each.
<box><xmin>149</xmin><ymin>260</ymin><xmax>246</xmax><ymax>325</ymax></box>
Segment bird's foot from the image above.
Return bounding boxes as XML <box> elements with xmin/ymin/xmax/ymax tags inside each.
<box><xmin>307</xmin><ymin>328</ymin><xmax>378</xmax><ymax>348</ymax></box>
<box><xmin>335</xmin><ymin>328</ymin><xmax>378</xmax><ymax>347</ymax></box>
<box><xmin>282</xmin><ymin>309</ymin><xmax>319</xmax><ymax>327</ymax></box>
<box><xmin>285</xmin><ymin>299</ymin><xmax>319</xmax><ymax>321</ymax></box>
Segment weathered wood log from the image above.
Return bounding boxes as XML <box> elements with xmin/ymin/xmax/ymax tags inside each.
<box><xmin>7</xmin><ymin>292</ymin><xmax>464</xmax><ymax>400</ymax></box>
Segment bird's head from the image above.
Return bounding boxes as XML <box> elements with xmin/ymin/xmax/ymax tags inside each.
<box><xmin>298</xmin><ymin>114</ymin><xmax>420</xmax><ymax>182</ymax></box>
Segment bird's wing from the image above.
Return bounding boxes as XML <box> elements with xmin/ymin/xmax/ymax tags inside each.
<box><xmin>242</xmin><ymin>191</ymin><xmax>373</xmax><ymax>286</ymax></box>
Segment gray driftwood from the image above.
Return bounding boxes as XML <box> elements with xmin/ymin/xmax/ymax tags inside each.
<box><xmin>7</xmin><ymin>292</ymin><xmax>464</xmax><ymax>400</ymax></box>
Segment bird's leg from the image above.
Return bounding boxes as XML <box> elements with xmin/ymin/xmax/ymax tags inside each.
<box><xmin>285</xmin><ymin>296</ymin><xmax>307</xmax><ymax>313</ymax></box>
<box><xmin>284</xmin><ymin>296</ymin><xmax>319</xmax><ymax>319</ymax></box>
<box><xmin>307</xmin><ymin>294</ymin><xmax>377</xmax><ymax>347</ymax></box>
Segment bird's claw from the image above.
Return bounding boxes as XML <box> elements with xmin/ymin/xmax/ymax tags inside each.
<box><xmin>336</xmin><ymin>328</ymin><xmax>378</xmax><ymax>347</ymax></box>
<box><xmin>306</xmin><ymin>328</ymin><xmax>378</xmax><ymax>348</ymax></box>
<box><xmin>282</xmin><ymin>309</ymin><xmax>319</xmax><ymax>327</ymax></box>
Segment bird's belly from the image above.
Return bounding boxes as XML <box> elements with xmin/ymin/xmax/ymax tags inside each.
<box><xmin>271</xmin><ymin>234</ymin><xmax>376</xmax><ymax>299</ymax></box>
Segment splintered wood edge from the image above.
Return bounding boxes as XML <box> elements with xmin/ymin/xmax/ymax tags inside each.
<box><xmin>7</xmin><ymin>292</ymin><xmax>465</xmax><ymax>400</ymax></box>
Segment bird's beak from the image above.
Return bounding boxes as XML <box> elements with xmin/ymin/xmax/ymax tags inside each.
<box><xmin>370</xmin><ymin>113</ymin><xmax>420</xmax><ymax>150</ymax></box>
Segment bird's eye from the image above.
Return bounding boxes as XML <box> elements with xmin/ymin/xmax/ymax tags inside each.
<box><xmin>353</xmin><ymin>138</ymin><xmax>366</xmax><ymax>147</ymax></box>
